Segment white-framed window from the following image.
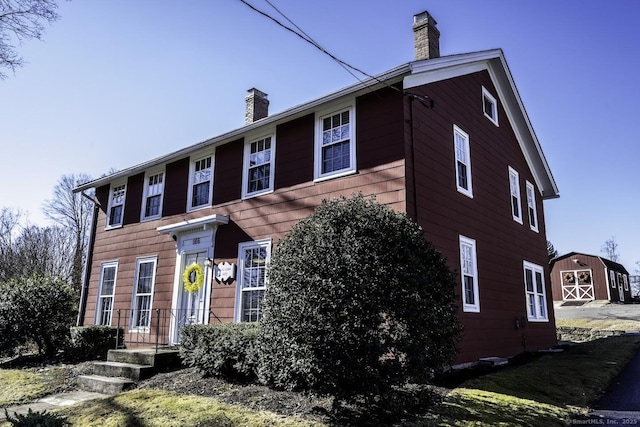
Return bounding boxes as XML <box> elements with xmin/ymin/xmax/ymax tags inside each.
<box><xmin>236</xmin><ymin>239</ymin><xmax>271</xmax><ymax>322</ymax></box>
<box><xmin>525</xmin><ymin>181</ymin><xmax>539</xmax><ymax>232</ymax></box>
<box><xmin>314</xmin><ymin>105</ymin><xmax>356</xmax><ymax>180</ymax></box>
<box><xmin>130</xmin><ymin>257</ymin><xmax>157</xmax><ymax>330</ymax></box>
<box><xmin>242</xmin><ymin>134</ymin><xmax>275</xmax><ymax>198</ymax></box>
<box><xmin>459</xmin><ymin>235</ymin><xmax>480</xmax><ymax>312</ymax></box>
<box><xmin>610</xmin><ymin>270</ymin><xmax>617</xmax><ymax>288</ymax></box>
<box><xmin>524</xmin><ymin>261</ymin><xmax>548</xmax><ymax>322</ymax></box>
<box><xmin>509</xmin><ymin>167</ymin><xmax>523</xmax><ymax>224</ymax></box>
<box><xmin>482</xmin><ymin>86</ymin><xmax>498</xmax><ymax>126</ymax></box>
<box><xmin>454</xmin><ymin>125</ymin><xmax>473</xmax><ymax>198</ymax></box>
<box><xmin>96</xmin><ymin>262</ymin><xmax>118</xmax><ymax>325</ymax></box>
<box><xmin>624</xmin><ymin>274</ymin><xmax>629</xmax><ymax>291</ymax></box>
<box><xmin>106</xmin><ymin>181</ymin><xmax>126</xmax><ymax>228</ymax></box>
<box><xmin>141</xmin><ymin>170</ymin><xmax>165</xmax><ymax>221</ymax></box>
<box><xmin>188</xmin><ymin>154</ymin><xmax>213</xmax><ymax>211</ymax></box>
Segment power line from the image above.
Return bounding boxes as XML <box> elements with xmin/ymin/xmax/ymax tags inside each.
<box><xmin>237</xmin><ymin>0</ymin><xmax>433</xmax><ymax>107</ymax></box>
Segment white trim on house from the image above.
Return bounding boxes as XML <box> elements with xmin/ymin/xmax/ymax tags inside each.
<box><xmin>140</xmin><ymin>168</ymin><xmax>166</xmax><ymax>222</ymax></box>
<box><xmin>314</xmin><ymin>102</ymin><xmax>356</xmax><ymax>182</ymax></box>
<box><xmin>96</xmin><ymin>261</ymin><xmax>118</xmax><ymax>326</ymax></box>
<box><xmin>525</xmin><ymin>180</ymin><xmax>539</xmax><ymax>232</ymax></box>
<box><xmin>130</xmin><ymin>256</ymin><xmax>158</xmax><ymax>332</ymax></box>
<box><xmin>508</xmin><ymin>166</ymin><xmax>523</xmax><ymax>224</ymax></box>
<box><xmin>482</xmin><ymin>86</ymin><xmax>499</xmax><ymax>126</ymax></box>
<box><xmin>524</xmin><ymin>260</ymin><xmax>548</xmax><ymax>322</ymax></box>
<box><xmin>234</xmin><ymin>238</ymin><xmax>272</xmax><ymax>323</ymax></box>
<box><xmin>105</xmin><ymin>180</ymin><xmax>127</xmax><ymax>229</ymax></box>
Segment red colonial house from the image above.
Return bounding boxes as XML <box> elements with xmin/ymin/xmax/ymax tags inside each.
<box><xmin>74</xmin><ymin>11</ymin><xmax>559</xmax><ymax>365</ymax></box>
<box><xmin>550</xmin><ymin>252</ymin><xmax>632</xmax><ymax>304</ymax></box>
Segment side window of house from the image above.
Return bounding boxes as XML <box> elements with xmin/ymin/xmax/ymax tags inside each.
<box><xmin>508</xmin><ymin>167</ymin><xmax>522</xmax><ymax>224</ymax></box>
<box><xmin>188</xmin><ymin>155</ymin><xmax>213</xmax><ymax>211</ymax></box>
<box><xmin>106</xmin><ymin>181</ymin><xmax>127</xmax><ymax>228</ymax></box>
<box><xmin>623</xmin><ymin>275</ymin><xmax>629</xmax><ymax>291</ymax></box>
<box><xmin>524</xmin><ymin>261</ymin><xmax>548</xmax><ymax>322</ymax></box>
<box><xmin>610</xmin><ymin>270</ymin><xmax>617</xmax><ymax>288</ymax></box>
<box><xmin>131</xmin><ymin>257</ymin><xmax>157</xmax><ymax>330</ymax></box>
<box><xmin>141</xmin><ymin>170</ymin><xmax>165</xmax><ymax>221</ymax></box>
<box><xmin>236</xmin><ymin>239</ymin><xmax>271</xmax><ymax>322</ymax></box>
<box><xmin>453</xmin><ymin>125</ymin><xmax>473</xmax><ymax>198</ymax></box>
<box><xmin>96</xmin><ymin>262</ymin><xmax>118</xmax><ymax>325</ymax></box>
<box><xmin>459</xmin><ymin>235</ymin><xmax>479</xmax><ymax>312</ymax></box>
<box><xmin>243</xmin><ymin>134</ymin><xmax>275</xmax><ymax>198</ymax></box>
<box><xmin>315</xmin><ymin>106</ymin><xmax>356</xmax><ymax>180</ymax></box>
<box><xmin>525</xmin><ymin>181</ymin><xmax>538</xmax><ymax>232</ymax></box>
<box><xmin>482</xmin><ymin>86</ymin><xmax>498</xmax><ymax>126</ymax></box>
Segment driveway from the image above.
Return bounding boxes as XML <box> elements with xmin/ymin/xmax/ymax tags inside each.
<box><xmin>554</xmin><ymin>301</ymin><xmax>640</xmax><ymax>323</ymax></box>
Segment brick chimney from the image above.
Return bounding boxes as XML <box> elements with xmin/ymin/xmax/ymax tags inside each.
<box><xmin>245</xmin><ymin>88</ymin><xmax>269</xmax><ymax>124</ymax></box>
<box><xmin>413</xmin><ymin>11</ymin><xmax>440</xmax><ymax>60</ymax></box>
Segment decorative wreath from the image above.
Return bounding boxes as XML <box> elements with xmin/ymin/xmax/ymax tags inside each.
<box><xmin>578</xmin><ymin>271</ymin><xmax>591</xmax><ymax>283</ymax></box>
<box><xmin>182</xmin><ymin>263</ymin><xmax>205</xmax><ymax>293</ymax></box>
<box><xmin>563</xmin><ymin>272</ymin><xmax>575</xmax><ymax>283</ymax></box>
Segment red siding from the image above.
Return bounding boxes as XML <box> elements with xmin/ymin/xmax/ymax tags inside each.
<box><xmin>405</xmin><ymin>71</ymin><xmax>556</xmax><ymax>362</ymax></box>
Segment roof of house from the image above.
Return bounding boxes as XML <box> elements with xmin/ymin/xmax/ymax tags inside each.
<box><xmin>74</xmin><ymin>49</ymin><xmax>559</xmax><ymax>200</ymax></box>
<box><xmin>550</xmin><ymin>251</ymin><xmax>630</xmax><ymax>274</ymax></box>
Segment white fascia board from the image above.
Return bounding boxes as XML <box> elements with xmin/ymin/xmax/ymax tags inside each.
<box><xmin>405</xmin><ymin>49</ymin><xmax>559</xmax><ymax>200</ymax></box>
<box><xmin>157</xmin><ymin>213</ymin><xmax>230</xmax><ymax>236</ymax></box>
<box><xmin>73</xmin><ymin>65</ymin><xmax>410</xmax><ymax>193</ymax></box>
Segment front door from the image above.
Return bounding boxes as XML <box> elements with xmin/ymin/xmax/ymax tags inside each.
<box><xmin>172</xmin><ymin>251</ymin><xmax>208</xmax><ymax>343</ymax></box>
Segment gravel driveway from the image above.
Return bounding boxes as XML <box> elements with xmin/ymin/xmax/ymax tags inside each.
<box><xmin>554</xmin><ymin>301</ymin><xmax>640</xmax><ymax>322</ymax></box>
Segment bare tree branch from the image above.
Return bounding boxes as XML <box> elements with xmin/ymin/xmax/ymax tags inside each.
<box><xmin>0</xmin><ymin>0</ymin><xmax>60</xmax><ymax>78</ymax></box>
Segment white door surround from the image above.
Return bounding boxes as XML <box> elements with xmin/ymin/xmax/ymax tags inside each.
<box><xmin>157</xmin><ymin>214</ymin><xmax>229</xmax><ymax>344</ymax></box>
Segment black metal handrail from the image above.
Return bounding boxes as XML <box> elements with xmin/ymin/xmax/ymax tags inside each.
<box><xmin>113</xmin><ymin>308</ymin><xmax>215</xmax><ymax>352</ymax></box>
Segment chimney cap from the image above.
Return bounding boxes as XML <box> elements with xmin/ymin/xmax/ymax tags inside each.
<box><xmin>413</xmin><ymin>11</ymin><xmax>437</xmax><ymax>26</ymax></box>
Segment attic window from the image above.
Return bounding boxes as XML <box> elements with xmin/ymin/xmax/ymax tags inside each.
<box><xmin>482</xmin><ymin>87</ymin><xmax>498</xmax><ymax>126</ymax></box>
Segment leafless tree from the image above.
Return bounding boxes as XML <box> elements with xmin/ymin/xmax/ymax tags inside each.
<box><xmin>0</xmin><ymin>0</ymin><xmax>60</xmax><ymax>78</ymax></box>
<box><xmin>547</xmin><ymin>240</ymin><xmax>558</xmax><ymax>263</ymax></box>
<box><xmin>0</xmin><ymin>207</ymin><xmax>24</xmax><ymax>282</ymax></box>
<box><xmin>601</xmin><ymin>236</ymin><xmax>620</xmax><ymax>263</ymax></box>
<box><xmin>43</xmin><ymin>173</ymin><xmax>94</xmax><ymax>293</ymax></box>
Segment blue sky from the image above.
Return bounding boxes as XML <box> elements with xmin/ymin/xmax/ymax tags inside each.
<box><xmin>1</xmin><ymin>0</ymin><xmax>639</xmax><ymax>270</ymax></box>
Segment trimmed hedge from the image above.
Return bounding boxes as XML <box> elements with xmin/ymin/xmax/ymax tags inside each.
<box><xmin>67</xmin><ymin>326</ymin><xmax>123</xmax><ymax>361</ymax></box>
<box><xmin>180</xmin><ymin>323</ymin><xmax>259</xmax><ymax>381</ymax></box>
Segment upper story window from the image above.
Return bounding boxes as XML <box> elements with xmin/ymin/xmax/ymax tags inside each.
<box><xmin>141</xmin><ymin>170</ymin><xmax>164</xmax><ymax>221</ymax></box>
<box><xmin>482</xmin><ymin>86</ymin><xmax>498</xmax><ymax>126</ymax></box>
<box><xmin>623</xmin><ymin>274</ymin><xmax>629</xmax><ymax>291</ymax></box>
<box><xmin>610</xmin><ymin>270</ymin><xmax>617</xmax><ymax>288</ymax></box>
<box><xmin>459</xmin><ymin>235</ymin><xmax>480</xmax><ymax>313</ymax></box>
<box><xmin>243</xmin><ymin>134</ymin><xmax>275</xmax><ymax>198</ymax></box>
<box><xmin>188</xmin><ymin>155</ymin><xmax>213</xmax><ymax>211</ymax></box>
<box><xmin>106</xmin><ymin>181</ymin><xmax>126</xmax><ymax>228</ymax></box>
<box><xmin>508</xmin><ymin>167</ymin><xmax>522</xmax><ymax>224</ymax></box>
<box><xmin>525</xmin><ymin>181</ymin><xmax>539</xmax><ymax>232</ymax></box>
<box><xmin>315</xmin><ymin>105</ymin><xmax>356</xmax><ymax>180</ymax></box>
<box><xmin>524</xmin><ymin>261</ymin><xmax>548</xmax><ymax>322</ymax></box>
<box><xmin>453</xmin><ymin>125</ymin><xmax>473</xmax><ymax>198</ymax></box>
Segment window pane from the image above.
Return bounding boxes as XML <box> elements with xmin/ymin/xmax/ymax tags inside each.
<box><xmin>192</xmin><ymin>182</ymin><xmax>210</xmax><ymax>207</ymax></box>
<box><xmin>109</xmin><ymin>205</ymin><xmax>123</xmax><ymax>226</ymax></box>
<box><xmin>535</xmin><ymin>271</ymin><xmax>543</xmax><ymax>294</ymax></box>
<box><xmin>464</xmin><ymin>276</ymin><xmax>475</xmax><ymax>305</ymax></box>
<box><xmin>525</xmin><ymin>269</ymin><xmax>534</xmax><ymax>292</ymax></box>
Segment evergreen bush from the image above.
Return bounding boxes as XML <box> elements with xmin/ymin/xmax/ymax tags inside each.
<box><xmin>0</xmin><ymin>275</ymin><xmax>76</xmax><ymax>357</ymax></box>
<box><xmin>180</xmin><ymin>323</ymin><xmax>259</xmax><ymax>381</ymax></box>
<box><xmin>257</xmin><ymin>195</ymin><xmax>462</xmax><ymax>401</ymax></box>
<box><xmin>67</xmin><ymin>326</ymin><xmax>123</xmax><ymax>361</ymax></box>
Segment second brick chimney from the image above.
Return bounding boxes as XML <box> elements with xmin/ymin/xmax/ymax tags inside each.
<box><xmin>245</xmin><ymin>88</ymin><xmax>269</xmax><ymax>124</ymax></box>
<box><xmin>413</xmin><ymin>11</ymin><xmax>440</xmax><ymax>60</ymax></box>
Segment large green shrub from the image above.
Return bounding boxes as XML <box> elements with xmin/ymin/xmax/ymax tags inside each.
<box><xmin>0</xmin><ymin>275</ymin><xmax>77</xmax><ymax>357</ymax></box>
<box><xmin>180</xmin><ymin>323</ymin><xmax>259</xmax><ymax>381</ymax></box>
<box><xmin>257</xmin><ymin>195</ymin><xmax>462</xmax><ymax>400</ymax></box>
<box><xmin>67</xmin><ymin>326</ymin><xmax>124</xmax><ymax>361</ymax></box>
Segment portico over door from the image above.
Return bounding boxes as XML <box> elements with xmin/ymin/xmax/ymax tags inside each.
<box><xmin>157</xmin><ymin>214</ymin><xmax>229</xmax><ymax>345</ymax></box>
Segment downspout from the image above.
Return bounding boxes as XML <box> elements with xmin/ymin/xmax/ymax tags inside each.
<box><xmin>407</xmin><ymin>95</ymin><xmax>419</xmax><ymax>222</ymax></box>
<box><xmin>76</xmin><ymin>191</ymin><xmax>100</xmax><ymax>326</ymax></box>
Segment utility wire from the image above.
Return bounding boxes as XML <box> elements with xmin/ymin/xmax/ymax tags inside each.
<box><xmin>238</xmin><ymin>0</ymin><xmax>433</xmax><ymax>106</ymax></box>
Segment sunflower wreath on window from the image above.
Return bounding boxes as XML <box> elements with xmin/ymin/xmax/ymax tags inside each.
<box><xmin>578</xmin><ymin>271</ymin><xmax>591</xmax><ymax>283</ymax></box>
<box><xmin>182</xmin><ymin>263</ymin><xmax>205</xmax><ymax>293</ymax></box>
<box><xmin>563</xmin><ymin>272</ymin><xmax>575</xmax><ymax>283</ymax></box>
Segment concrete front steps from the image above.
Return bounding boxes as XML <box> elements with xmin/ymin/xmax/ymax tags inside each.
<box><xmin>77</xmin><ymin>348</ymin><xmax>181</xmax><ymax>394</ymax></box>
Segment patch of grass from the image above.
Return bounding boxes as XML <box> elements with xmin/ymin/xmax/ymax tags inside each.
<box><xmin>556</xmin><ymin>318</ymin><xmax>640</xmax><ymax>331</ymax></box>
<box><xmin>0</xmin><ymin>368</ymin><xmax>68</xmax><ymax>406</ymax></box>
<box><xmin>418</xmin><ymin>336</ymin><xmax>640</xmax><ymax>426</ymax></box>
<box><xmin>58</xmin><ymin>389</ymin><xmax>327</xmax><ymax>427</ymax></box>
